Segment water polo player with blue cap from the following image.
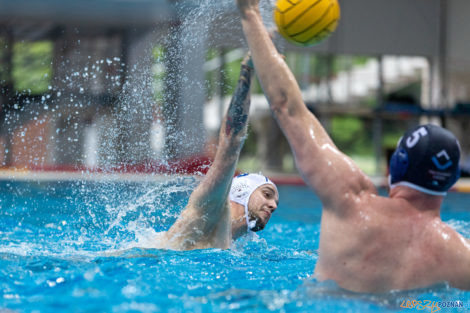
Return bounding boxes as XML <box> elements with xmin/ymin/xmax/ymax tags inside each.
<box><xmin>159</xmin><ymin>52</ymin><xmax>279</xmax><ymax>251</ymax></box>
<box><xmin>236</xmin><ymin>0</ymin><xmax>470</xmax><ymax>292</ymax></box>
<box><xmin>389</xmin><ymin>124</ymin><xmax>461</xmax><ymax>195</ymax></box>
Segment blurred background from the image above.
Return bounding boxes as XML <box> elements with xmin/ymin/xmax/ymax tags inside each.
<box><xmin>1</xmin><ymin>0</ymin><xmax>470</xmax><ymax>179</ymax></box>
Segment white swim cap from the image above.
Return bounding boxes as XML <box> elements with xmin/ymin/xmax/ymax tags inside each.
<box><xmin>229</xmin><ymin>173</ymin><xmax>278</xmax><ymax>231</ymax></box>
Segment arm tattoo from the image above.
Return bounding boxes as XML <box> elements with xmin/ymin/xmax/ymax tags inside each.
<box><xmin>225</xmin><ymin>64</ymin><xmax>253</xmax><ymax>136</ymax></box>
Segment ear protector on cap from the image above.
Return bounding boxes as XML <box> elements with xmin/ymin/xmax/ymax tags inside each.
<box><xmin>389</xmin><ymin>147</ymin><xmax>409</xmax><ymax>183</ymax></box>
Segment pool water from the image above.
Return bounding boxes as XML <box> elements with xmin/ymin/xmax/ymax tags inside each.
<box><xmin>0</xmin><ymin>179</ymin><xmax>469</xmax><ymax>312</ymax></box>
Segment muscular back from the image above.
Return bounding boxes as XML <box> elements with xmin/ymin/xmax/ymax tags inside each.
<box><xmin>235</xmin><ymin>3</ymin><xmax>470</xmax><ymax>292</ymax></box>
<box><xmin>315</xmin><ymin>191</ymin><xmax>470</xmax><ymax>293</ymax></box>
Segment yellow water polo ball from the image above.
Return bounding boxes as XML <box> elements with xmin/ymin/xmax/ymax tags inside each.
<box><xmin>274</xmin><ymin>0</ymin><xmax>341</xmax><ymax>46</ymax></box>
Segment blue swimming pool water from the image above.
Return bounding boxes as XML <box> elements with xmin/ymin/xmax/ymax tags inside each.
<box><xmin>0</xmin><ymin>179</ymin><xmax>469</xmax><ymax>313</ymax></box>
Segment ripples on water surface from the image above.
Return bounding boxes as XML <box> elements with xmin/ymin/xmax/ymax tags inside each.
<box><xmin>0</xmin><ymin>180</ymin><xmax>469</xmax><ymax>312</ymax></box>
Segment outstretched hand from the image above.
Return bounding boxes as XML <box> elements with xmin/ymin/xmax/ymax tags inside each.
<box><xmin>236</xmin><ymin>0</ymin><xmax>260</xmax><ymax>17</ymax></box>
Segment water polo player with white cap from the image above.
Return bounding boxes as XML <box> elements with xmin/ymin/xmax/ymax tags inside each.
<box><xmin>230</xmin><ymin>173</ymin><xmax>278</xmax><ymax>232</ymax></box>
<box><xmin>159</xmin><ymin>53</ymin><xmax>279</xmax><ymax>251</ymax></box>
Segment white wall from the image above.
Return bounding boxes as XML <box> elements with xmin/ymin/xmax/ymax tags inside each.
<box><xmin>447</xmin><ymin>0</ymin><xmax>470</xmax><ymax>73</ymax></box>
<box><xmin>313</xmin><ymin>0</ymin><xmax>441</xmax><ymax>57</ymax></box>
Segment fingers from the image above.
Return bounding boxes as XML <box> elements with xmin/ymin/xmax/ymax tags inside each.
<box><xmin>236</xmin><ymin>0</ymin><xmax>260</xmax><ymax>16</ymax></box>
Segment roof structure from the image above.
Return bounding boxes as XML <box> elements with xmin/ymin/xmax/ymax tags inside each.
<box><xmin>0</xmin><ymin>0</ymin><xmax>175</xmax><ymax>25</ymax></box>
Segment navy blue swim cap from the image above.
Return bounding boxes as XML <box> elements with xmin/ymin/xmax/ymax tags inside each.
<box><xmin>389</xmin><ymin>124</ymin><xmax>460</xmax><ymax>195</ymax></box>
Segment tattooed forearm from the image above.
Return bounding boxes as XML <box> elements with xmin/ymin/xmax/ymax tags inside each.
<box><xmin>225</xmin><ymin>64</ymin><xmax>253</xmax><ymax>136</ymax></box>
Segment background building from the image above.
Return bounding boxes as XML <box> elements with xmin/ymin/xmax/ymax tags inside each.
<box><xmin>1</xmin><ymin>0</ymin><xmax>469</xmax><ymax>176</ymax></box>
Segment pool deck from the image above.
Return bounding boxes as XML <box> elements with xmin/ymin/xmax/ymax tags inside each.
<box><xmin>1</xmin><ymin>168</ymin><xmax>469</xmax><ymax>193</ymax></box>
<box><xmin>0</xmin><ymin>168</ymin><xmax>179</xmax><ymax>183</ymax></box>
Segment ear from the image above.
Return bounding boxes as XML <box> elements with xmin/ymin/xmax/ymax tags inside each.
<box><xmin>446</xmin><ymin>167</ymin><xmax>461</xmax><ymax>189</ymax></box>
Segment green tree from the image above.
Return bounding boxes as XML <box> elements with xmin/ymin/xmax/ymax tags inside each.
<box><xmin>13</xmin><ymin>41</ymin><xmax>52</xmax><ymax>94</ymax></box>
<box><xmin>330</xmin><ymin>116</ymin><xmax>373</xmax><ymax>155</ymax></box>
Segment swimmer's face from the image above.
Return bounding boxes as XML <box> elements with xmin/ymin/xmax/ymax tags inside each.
<box><xmin>247</xmin><ymin>184</ymin><xmax>279</xmax><ymax>231</ymax></box>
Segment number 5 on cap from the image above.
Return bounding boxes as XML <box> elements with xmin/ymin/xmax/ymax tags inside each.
<box><xmin>406</xmin><ymin>127</ymin><xmax>428</xmax><ymax>148</ymax></box>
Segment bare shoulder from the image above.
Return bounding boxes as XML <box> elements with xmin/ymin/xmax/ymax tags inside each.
<box><xmin>161</xmin><ymin>206</ymin><xmax>199</xmax><ymax>249</ymax></box>
<box><xmin>163</xmin><ymin>200</ymin><xmax>231</xmax><ymax>251</ymax></box>
<box><xmin>344</xmin><ymin>188</ymin><xmax>391</xmax><ymax>217</ymax></box>
<box><xmin>426</xmin><ymin>221</ymin><xmax>470</xmax><ymax>289</ymax></box>
<box><xmin>448</xmin><ymin>234</ymin><xmax>470</xmax><ymax>289</ymax></box>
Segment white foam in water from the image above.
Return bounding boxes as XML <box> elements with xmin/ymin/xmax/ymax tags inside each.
<box><xmin>123</xmin><ymin>227</ymin><xmax>166</xmax><ymax>250</ymax></box>
<box><xmin>104</xmin><ymin>185</ymin><xmax>165</xmax><ymax>235</ymax></box>
<box><xmin>105</xmin><ymin>182</ymin><xmax>190</xmax><ymax>230</ymax></box>
<box><xmin>447</xmin><ymin>219</ymin><xmax>470</xmax><ymax>237</ymax></box>
<box><xmin>103</xmin><ymin>179</ymin><xmax>198</xmax><ymax>250</ymax></box>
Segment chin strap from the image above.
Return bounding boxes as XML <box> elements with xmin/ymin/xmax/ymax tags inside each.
<box><xmin>244</xmin><ymin>204</ymin><xmax>256</xmax><ymax>232</ymax></box>
<box><xmin>229</xmin><ymin>173</ymin><xmax>277</xmax><ymax>233</ymax></box>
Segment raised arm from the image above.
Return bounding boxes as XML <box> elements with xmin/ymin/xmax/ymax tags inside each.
<box><xmin>236</xmin><ymin>0</ymin><xmax>377</xmax><ymax>211</ymax></box>
<box><xmin>164</xmin><ymin>55</ymin><xmax>254</xmax><ymax>249</ymax></box>
<box><xmin>187</xmin><ymin>56</ymin><xmax>253</xmax><ymax>213</ymax></box>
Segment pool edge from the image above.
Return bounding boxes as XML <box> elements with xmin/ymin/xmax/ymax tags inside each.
<box><xmin>1</xmin><ymin>169</ymin><xmax>469</xmax><ymax>193</ymax></box>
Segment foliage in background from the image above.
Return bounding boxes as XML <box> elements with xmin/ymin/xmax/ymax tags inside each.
<box><xmin>204</xmin><ymin>48</ymin><xmax>218</xmax><ymax>99</ymax></box>
<box><xmin>204</xmin><ymin>49</ymin><xmax>245</xmax><ymax>99</ymax></box>
<box><xmin>152</xmin><ymin>45</ymin><xmax>166</xmax><ymax>106</ymax></box>
<box><xmin>12</xmin><ymin>41</ymin><xmax>52</xmax><ymax>94</ymax></box>
<box><xmin>329</xmin><ymin>116</ymin><xmax>373</xmax><ymax>155</ymax></box>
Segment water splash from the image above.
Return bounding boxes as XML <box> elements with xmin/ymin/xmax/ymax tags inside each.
<box><xmin>103</xmin><ymin>178</ymin><xmax>197</xmax><ymax>248</ymax></box>
<box><xmin>1</xmin><ymin>0</ymin><xmax>283</xmax><ymax>168</ymax></box>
